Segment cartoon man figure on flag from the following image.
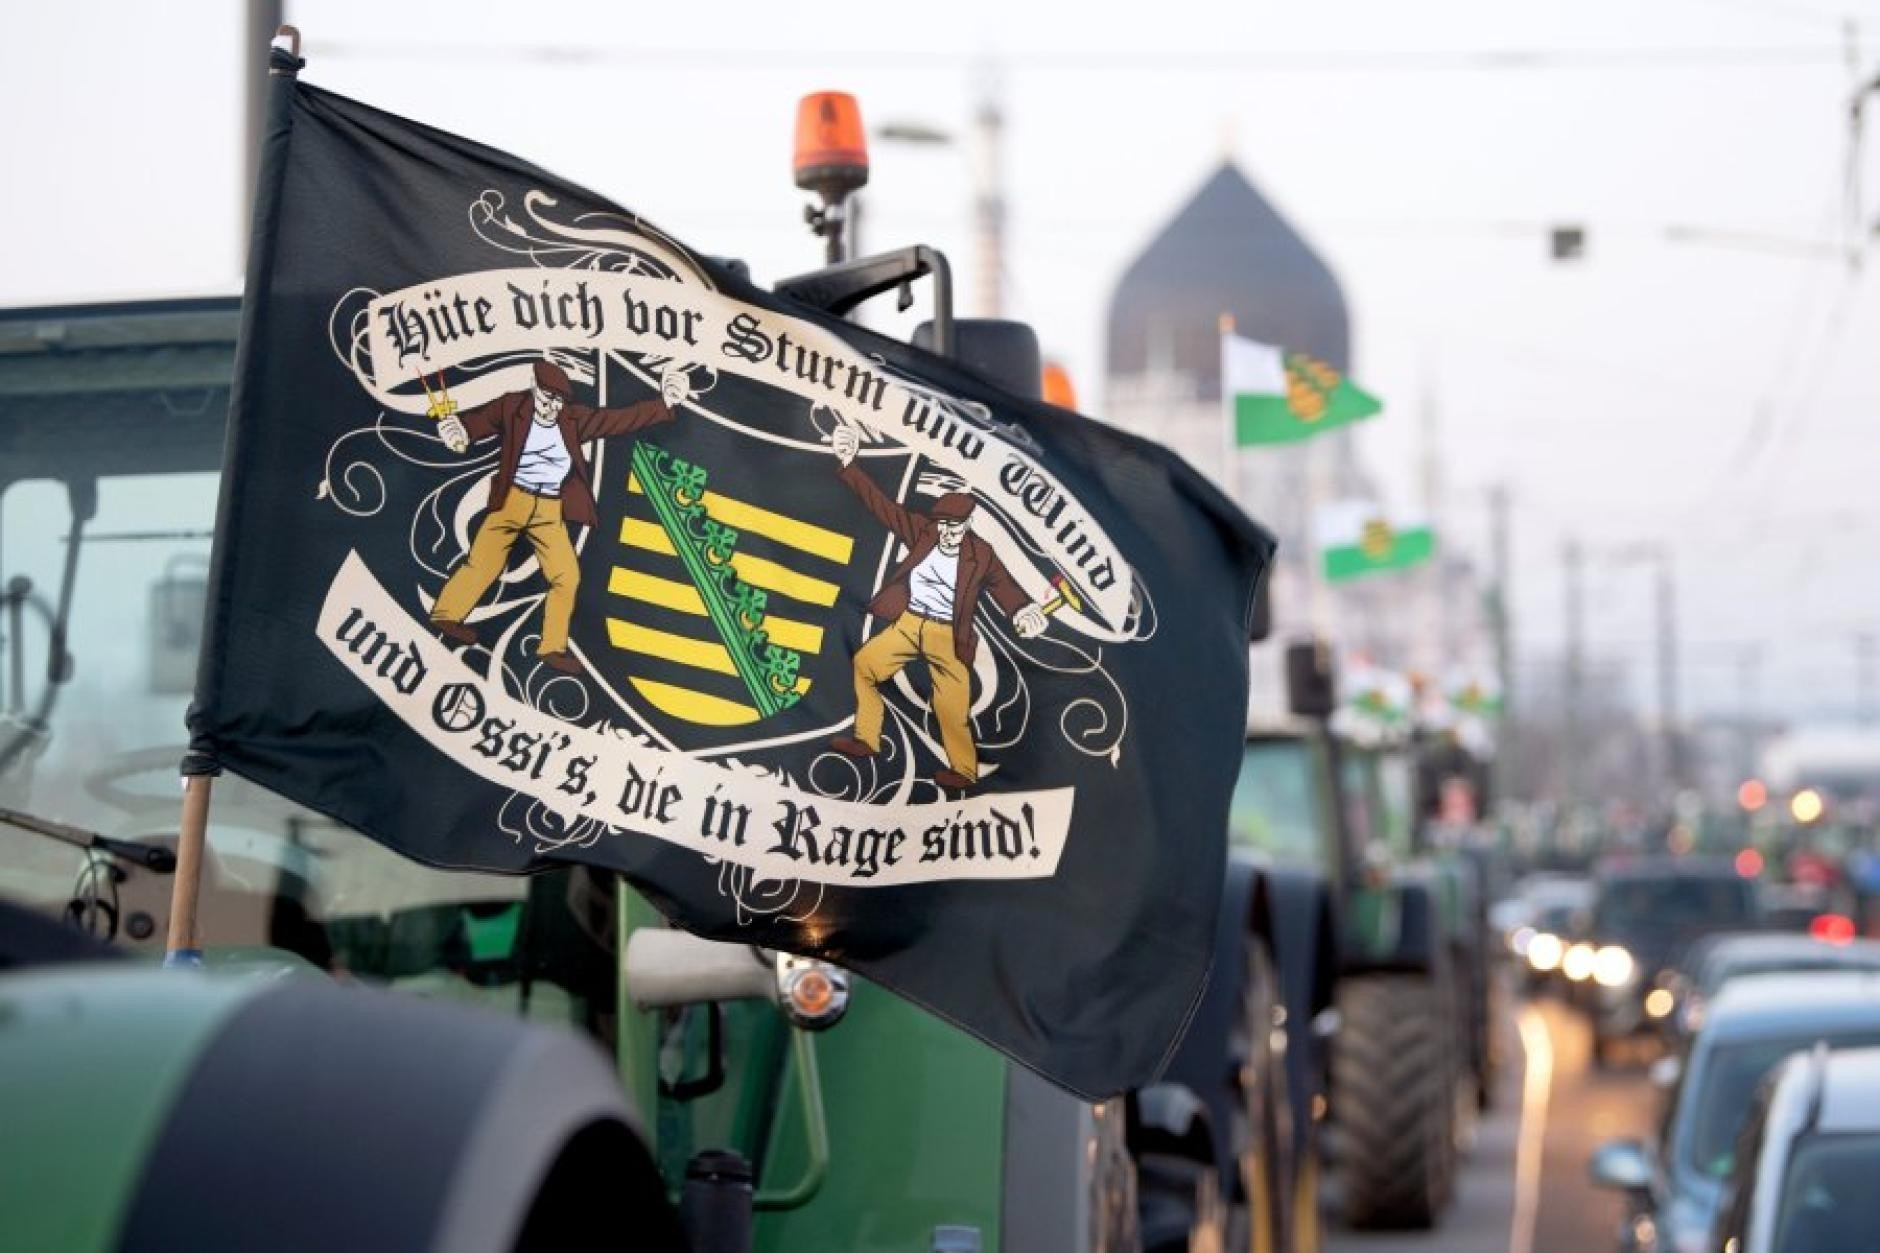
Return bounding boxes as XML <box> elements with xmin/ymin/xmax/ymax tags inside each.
<box><xmin>827</xmin><ymin>424</ymin><xmax>1049</xmax><ymax>790</ymax></box>
<box><xmin>428</xmin><ymin>358</ymin><xmax>689</xmax><ymax>678</ymax></box>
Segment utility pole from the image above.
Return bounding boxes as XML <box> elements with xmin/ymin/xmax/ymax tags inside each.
<box><xmin>1736</xmin><ymin>643</ymin><xmax>1764</xmax><ymax>786</ymax></box>
<box><xmin>878</xmin><ymin>66</ymin><xmax>1006</xmax><ymax>316</ymax></box>
<box><xmin>1736</xmin><ymin>644</ymin><xmax>1762</xmax><ymax>722</ymax></box>
<box><xmin>1563</xmin><ymin>538</ymin><xmax>1585</xmax><ymax>823</ymax></box>
<box><xmin>1488</xmin><ymin>485</ymin><xmax>1515</xmax><ymax>799</ymax></box>
<box><xmin>1606</xmin><ymin>542</ymin><xmax>1680</xmax><ymax>798</ymax></box>
<box><xmin>1656</xmin><ymin>550</ymin><xmax>1680</xmax><ymax>792</ymax></box>
<box><xmin>1417</xmin><ymin>377</ymin><xmax>1445</xmax><ymax>678</ymax></box>
<box><xmin>968</xmin><ymin>68</ymin><xmax>1006</xmax><ymax>318</ymax></box>
<box><xmin>1858</xmin><ymin>631</ymin><xmax>1878</xmax><ymax>724</ymax></box>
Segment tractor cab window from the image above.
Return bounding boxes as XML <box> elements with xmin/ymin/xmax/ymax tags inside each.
<box><xmin>0</xmin><ymin>323</ymin><xmax>616</xmax><ymax>1042</ymax></box>
<box><xmin>1376</xmin><ymin>753</ymin><xmax>1417</xmax><ymax>857</ymax></box>
<box><xmin>1230</xmin><ymin>738</ymin><xmax>1325</xmax><ymax>864</ymax></box>
<box><xmin>1338</xmin><ymin>751</ymin><xmax>1378</xmax><ymax>857</ymax></box>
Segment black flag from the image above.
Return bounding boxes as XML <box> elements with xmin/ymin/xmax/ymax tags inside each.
<box><xmin>190</xmin><ymin>51</ymin><xmax>1273</xmax><ymax>1098</ymax></box>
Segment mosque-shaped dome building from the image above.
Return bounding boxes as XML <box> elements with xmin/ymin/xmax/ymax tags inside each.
<box><xmin>1107</xmin><ymin>161</ymin><xmax>1350</xmax><ymax>403</ymax></box>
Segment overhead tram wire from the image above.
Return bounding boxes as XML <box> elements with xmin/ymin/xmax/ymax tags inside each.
<box><xmin>317</xmin><ymin>42</ymin><xmax>1858</xmax><ymax>74</ymax></box>
<box><xmin>1751</xmin><ymin>262</ymin><xmax>1866</xmax><ymax>513</ymax></box>
<box><xmin>1689</xmin><ymin>0</ymin><xmax>1861</xmax><ymax>29</ymax></box>
<box><xmin>1675</xmin><ymin>191</ymin><xmax>1846</xmax><ymax>523</ymax></box>
<box><xmin>1680</xmin><ymin>28</ymin><xmax>1873</xmax><ymax>523</ymax></box>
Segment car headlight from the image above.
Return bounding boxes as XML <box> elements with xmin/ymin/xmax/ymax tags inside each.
<box><xmin>1563</xmin><ymin>942</ymin><xmax>1597</xmax><ymax>982</ymax></box>
<box><xmin>1528</xmin><ymin>932</ymin><xmax>1564</xmax><ymax>972</ymax></box>
<box><xmin>1645</xmin><ymin>988</ymin><xmax>1675</xmax><ymax>1018</ymax></box>
<box><xmin>1593</xmin><ymin>945</ymin><xmax>1636</xmax><ymax>988</ymax></box>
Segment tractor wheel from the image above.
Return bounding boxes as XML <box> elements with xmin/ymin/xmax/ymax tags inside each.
<box><xmin>111</xmin><ymin>976</ymin><xmax>681</xmax><ymax>1253</ymax></box>
<box><xmin>1225</xmin><ymin>938</ymin><xmax>1288</xmax><ymax>1253</ymax></box>
<box><xmin>1334</xmin><ymin>972</ymin><xmax>1456</xmax><ymax>1230</ymax></box>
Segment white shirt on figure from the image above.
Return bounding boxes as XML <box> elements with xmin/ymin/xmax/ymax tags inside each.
<box><xmin>515</xmin><ymin>417</ymin><xmax>573</xmax><ymax>495</ymax></box>
<box><xmin>908</xmin><ymin>546</ymin><xmax>959</xmax><ymax>622</ymax></box>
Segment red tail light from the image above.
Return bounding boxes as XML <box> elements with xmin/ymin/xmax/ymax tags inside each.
<box><xmin>1809</xmin><ymin>913</ymin><xmax>1856</xmax><ymax>946</ymax></box>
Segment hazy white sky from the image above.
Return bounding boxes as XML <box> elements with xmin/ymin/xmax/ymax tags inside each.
<box><xmin>7</xmin><ymin>0</ymin><xmax>1880</xmax><ymax>720</ymax></box>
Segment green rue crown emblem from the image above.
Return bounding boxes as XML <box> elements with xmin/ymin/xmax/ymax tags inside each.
<box><xmin>631</xmin><ymin>443</ymin><xmax>804</xmax><ymax>719</ymax></box>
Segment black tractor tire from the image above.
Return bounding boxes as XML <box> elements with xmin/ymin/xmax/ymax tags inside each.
<box><xmin>1334</xmin><ymin>972</ymin><xmax>1457</xmax><ymax>1230</ymax></box>
<box><xmin>112</xmin><ymin>976</ymin><xmax>681</xmax><ymax>1253</ymax></box>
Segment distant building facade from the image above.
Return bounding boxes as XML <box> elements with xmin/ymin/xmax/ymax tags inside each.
<box><xmin>1104</xmin><ymin>161</ymin><xmax>1490</xmax><ymax>690</ymax></box>
<box><xmin>1105</xmin><ymin>162</ymin><xmax>1363</xmax><ymax>566</ymax></box>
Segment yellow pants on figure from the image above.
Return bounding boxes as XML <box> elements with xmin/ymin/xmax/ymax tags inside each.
<box><xmin>431</xmin><ymin>489</ymin><xmax>580</xmax><ymax>655</ymax></box>
<box><xmin>851</xmin><ymin>611</ymin><xmax>976</xmax><ymax>783</ymax></box>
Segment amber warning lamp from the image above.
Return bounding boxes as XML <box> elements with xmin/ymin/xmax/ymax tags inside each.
<box><xmin>794</xmin><ymin>92</ymin><xmax>869</xmax><ymax>263</ymax></box>
<box><xmin>794</xmin><ymin>91</ymin><xmax>869</xmax><ymax>197</ymax></box>
<box><xmin>1042</xmin><ymin>361</ymin><xmax>1079</xmax><ymax>410</ymax></box>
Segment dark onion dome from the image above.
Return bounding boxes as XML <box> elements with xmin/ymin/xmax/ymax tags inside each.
<box><xmin>1107</xmin><ymin>162</ymin><xmax>1349</xmax><ymax>393</ymax></box>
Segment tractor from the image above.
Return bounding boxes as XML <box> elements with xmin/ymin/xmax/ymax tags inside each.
<box><xmin>0</xmin><ymin>83</ymin><xmax>1299</xmax><ymax>1252</ymax></box>
<box><xmin>1174</xmin><ymin>635</ymin><xmax>1495</xmax><ymax>1233</ymax></box>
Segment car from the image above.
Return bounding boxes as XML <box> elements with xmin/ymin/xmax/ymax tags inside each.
<box><xmin>1710</xmin><ymin>1044</ymin><xmax>1880</xmax><ymax>1252</ymax></box>
<box><xmin>1589</xmin><ymin>971</ymin><xmax>1880</xmax><ymax>1253</ymax></box>
<box><xmin>1500</xmin><ymin>874</ymin><xmax>1593</xmax><ymax>987</ymax></box>
<box><xmin>1581</xmin><ymin>859</ymin><xmax>1762</xmax><ymax>1066</ymax></box>
<box><xmin>1656</xmin><ymin>933</ymin><xmax>1880</xmax><ymax>1045</ymax></box>
<box><xmin>1520</xmin><ymin>900</ymin><xmax>1588</xmax><ymax>991</ymax></box>
<box><xmin>1759</xmin><ymin>882</ymin><xmax>1840</xmax><ymax>934</ymax></box>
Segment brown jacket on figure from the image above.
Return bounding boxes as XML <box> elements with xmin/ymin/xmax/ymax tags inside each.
<box><xmin>836</xmin><ymin>463</ymin><xmax>1028</xmax><ymax>666</ymax></box>
<box><xmin>456</xmin><ymin>387</ymin><xmax>672</xmax><ymax>527</ymax></box>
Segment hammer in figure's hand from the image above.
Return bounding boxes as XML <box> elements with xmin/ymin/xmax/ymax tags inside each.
<box><xmin>832</xmin><ymin>424</ymin><xmax>859</xmax><ymax>468</ymax></box>
<box><xmin>435</xmin><ymin>408</ymin><xmax>469</xmax><ymax>454</ymax></box>
<box><xmin>1013</xmin><ymin>604</ymin><xmax>1048</xmax><ymax>639</ymax></box>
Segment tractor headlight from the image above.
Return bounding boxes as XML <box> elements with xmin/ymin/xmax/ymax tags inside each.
<box><xmin>1527</xmin><ymin>932</ymin><xmax>1564</xmax><ymax>972</ymax></box>
<box><xmin>1563</xmin><ymin>942</ymin><xmax>1597</xmax><ymax>983</ymax></box>
<box><xmin>776</xmin><ymin>953</ymin><xmax>850</xmax><ymax>1029</ymax></box>
<box><xmin>1593</xmin><ymin>945</ymin><xmax>1636</xmax><ymax>988</ymax></box>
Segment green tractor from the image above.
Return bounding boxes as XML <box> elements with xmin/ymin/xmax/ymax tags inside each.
<box><xmin>1213</xmin><ymin>639</ymin><xmax>1495</xmax><ymax>1231</ymax></box>
<box><xmin>0</xmin><ymin>103</ymin><xmax>1297</xmax><ymax>1247</ymax></box>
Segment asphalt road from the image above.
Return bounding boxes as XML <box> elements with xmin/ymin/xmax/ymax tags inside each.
<box><xmin>1324</xmin><ymin>983</ymin><xmax>1657</xmax><ymax>1253</ymax></box>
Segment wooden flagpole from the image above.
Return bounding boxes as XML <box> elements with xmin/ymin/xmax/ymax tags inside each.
<box><xmin>162</xmin><ymin>775</ymin><xmax>214</xmax><ymax>966</ymax></box>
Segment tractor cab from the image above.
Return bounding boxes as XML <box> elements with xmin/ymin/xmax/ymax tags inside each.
<box><xmin>1209</xmin><ymin>632</ymin><xmax>1495</xmax><ymax>1233</ymax></box>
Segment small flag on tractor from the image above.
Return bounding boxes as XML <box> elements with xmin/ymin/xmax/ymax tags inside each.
<box><xmin>1446</xmin><ymin>671</ymin><xmax>1504</xmax><ymax>718</ymax></box>
<box><xmin>1316</xmin><ymin>500</ymin><xmax>1436</xmax><ymax>583</ymax></box>
<box><xmin>1223</xmin><ymin>331</ymin><xmax>1382</xmax><ymax>446</ymax></box>
<box><xmin>182</xmin><ymin>50</ymin><xmax>1275</xmax><ymax>1099</ymax></box>
<box><xmin>1345</xmin><ymin>664</ymin><xmax>1412</xmax><ymax>726</ymax></box>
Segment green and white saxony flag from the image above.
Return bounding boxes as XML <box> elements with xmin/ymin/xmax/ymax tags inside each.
<box><xmin>1223</xmin><ymin>331</ymin><xmax>1382</xmax><ymax>446</ymax></box>
<box><xmin>1447</xmin><ymin>670</ymin><xmax>1504</xmax><ymax>718</ymax></box>
<box><xmin>1346</xmin><ymin>664</ymin><xmax>1411</xmax><ymax>725</ymax></box>
<box><xmin>1316</xmin><ymin>500</ymin><xmax>1435</xmax><ymax>583</ymax></box>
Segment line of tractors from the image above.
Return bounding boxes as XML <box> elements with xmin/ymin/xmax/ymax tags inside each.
<box><xmin>0</xmin><ymin>83</ymin><xmax>1498</xmax><ymax>1253</ymax></box>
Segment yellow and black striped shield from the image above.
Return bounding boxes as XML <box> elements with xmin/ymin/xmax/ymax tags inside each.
<box><xmin>573</xmin><ymin>392</ymin><xmax>870</xmax><ymax>750</ymax></box>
